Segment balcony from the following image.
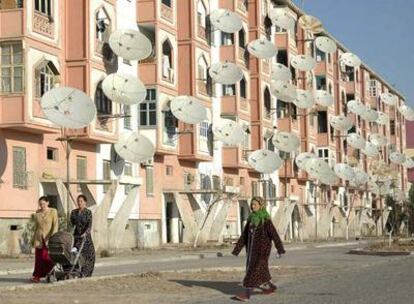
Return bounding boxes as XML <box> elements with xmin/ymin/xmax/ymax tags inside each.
<box><xmin>344</xmin><ymin>81</ymin><xmax>355</xmax><ymax>94</ymax></box>
<box><xmin>0</xmin><ymin>4</ymin><xmax>24</xmax><ymax>38</ymax></box>
<box><xmin>275</xmin><ymin>32</ymin><xmax>288</xmax><ymax>49</ymax></box>
<box><xmin>220</xmin><ymin>45</ymin><xmax>235</xmax><ymax>62</ymax></box>
<box><xmin>221</xmin><ymin>95</ymin><xmax>237</xmax><ymax>115</ymax></box>
<box><xmin>137</xmin><ymin>0</ymin><xmax>156</xmax><ymax>23</ymax></box>
<box><xmin>64</xmin><ymin>124</ymin><xmax>118</xmax><ymax>144</ymax></box>
<box><xmin>237</xmin><ymin>47</ymin><xmax>249</xmax><ymax>67</ymax></box>
<box><xmin>33</xmin><ymin>11</ymin><xmax>54</xmax><ymax>37</ymax></box>
<box><xmin>160</xmin><ymin>3</ymin><xmax>173</xmax><ymax>23</ymax></box>
<box><xmin>317</xmin><ymin>133</ymin><xmax>329</xmax><ymax>146</ymax></box>
<box><xmin>178</xmin><ymin>124</ymin><xmax>213</xmax><ymax>162</ymax></box>
<box><xmin>222</xmin><ymin>147</ymin><xmax>249</xmax><ymax>169</ymax></box>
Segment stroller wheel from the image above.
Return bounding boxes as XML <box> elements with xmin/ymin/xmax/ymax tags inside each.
<box><xmin>46</xmin><ymin>270</ymin><xmax>57</xmax><ymax>283</ymax></box>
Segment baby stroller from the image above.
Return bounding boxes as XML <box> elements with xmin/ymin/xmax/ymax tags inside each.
<box><xmin>46</xmin><ymin>231</ymin><xmax>86</xmax><ymax>282</ymax></box>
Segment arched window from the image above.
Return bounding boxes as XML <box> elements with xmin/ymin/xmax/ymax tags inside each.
<box><xmin>162</xmin><ymin>39</ymin><xmax>174</xmax><ymax>82</ymax></box>
<box><xmin>162</xmin><ymin>0</ymin><xmax>171</xmax><ymax>7</ymax></box>
<box><xmin>240</xmin><ymin>77</ymin><xmax>247</xmax><ymax>99</ymax></box>
<box><xmin>264</xmin><ymin>87</ymin><xmax>271</xmax><ymax>117</ymax></box>
<box><xmin>197</xmin><ymin>55</ymin><xmax>208</xmax><ymax>95</ymax></box>
<box><xmin>197</xmin><ymin>0</ymin><xmax>207</xmax><ymax>28</ymax></box>
<box><xmin>95</xmin><ymin>81</ymin><xmax>112</xmax><ymax>116</ymax></box>
<box><xmin>264</xmin><ymin>16</ymin><xmax>272</xmax><ymax>40</ymax></box>
<box><xmin>35</xmin><ymin>61</ymin><xmax>59</xmax><ymax>97</ymax></box>
<box><xmin>238</xmin><ymin>28</ymin><xmax>246</xmax><ymax>48</ymax></box>
<box><xmin>95</xmin><ymin>8</ymin><xmax>111</xmax><ymax>49</ymax></box>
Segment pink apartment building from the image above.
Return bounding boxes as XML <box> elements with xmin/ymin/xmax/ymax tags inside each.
<box><xmin>0</xmin><ymin>0</ymin><xmax>408</xmax><ymax>254</ymax></box>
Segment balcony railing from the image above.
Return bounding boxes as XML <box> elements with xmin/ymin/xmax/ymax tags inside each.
<box><xmin>161</xmin><ymin>3</ymin><xmax>173</xmax><ymax>23</ymax></box>
<box><xmin>33</xmin><ymin>11</ymin><xmax>54</xmax><ymax>37</ymax></box>
<box><xmin>0</xmin><ymin>0</ymin><xmax>23</xmax><ymax>9</ymax></box>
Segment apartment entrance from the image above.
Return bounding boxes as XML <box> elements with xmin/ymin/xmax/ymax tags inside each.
<box><xmin>165</xmin><ymin>201</ymin><xmax>183</xmax><ymax>243</ymax></box>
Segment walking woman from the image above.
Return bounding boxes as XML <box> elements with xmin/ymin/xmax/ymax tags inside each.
<box><xmin>232</xmin><ymin>196</ymin><xmax>285</xmax><ymax>301</ymax></box>
<box><xmin>70</xmin><ymin>194</ymin><xmax>95</xmax><ymax>277</ymax></box>
<box><xmin>31</xmin><ymin>196</ymin><xmax>58</xmax><ymax>283</ymax></box>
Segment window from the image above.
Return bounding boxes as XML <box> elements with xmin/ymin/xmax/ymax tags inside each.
<box><xmin>166</xmin><ymin>165</ymin><xmax>173</xmax><ymax>176</ymax></box>
<box><xmin>123</xmin><ymin>105</ymin><xmax>131</xmax><ymax>129</ymax></box>
<box><xmin>222</xmin><ymin>84</ymin><xmax>235</xmax><ymax>96</ymax></box>
<box><xmin>327</xmin><ymin>53</ymin><xmax>331</xmax><ymax>64</ymax></box>
<box><xmin>252</xmin><ymin>181</ymin><xmax>259</xmax><ymax>196</ymax></box>
<box><xmin>238</xmin><ymin>28</ymin><xmax>246</xmax><ymax>48</ymax></box>
<box><xmin>162</xmin><ymin>0</ymin><xmax>171</xmax><ymax>7</ymax></box>
<box><xmin>221</xmin><ymin>32</ymin><xmax>234</xmax><ymax>46</ymax></box>
<box><xmin>264</xmin><ymin>87</ymin><xmax>271</xmax><ymax>117</ymax></box>
<box><xmin>0</xmin><ymin>42</ymin><xmax>23</xmax><ymax>93</ymax></box>
<box><xmin>197</xmin><ymin>55</ymin><xmax>208</xmax><ymax>95</ymax></box>
<box><xmin>76</xmin><ymin>156</ymin><xmax>87</xmax><ymax>192</ymax></box>
<box><xmin>199</xmin><ymin>121</ymin><xmax>209</xmax><ymax>139</ymax></box>
<box><xmin>390</xmin><ymin>120</ymin><xmax>395</xmax><ymax>135</ymax></box>
<box><xmin>1</xmin><ymin>0</ymin><xmax>24</xmax><ymax>9</ymax></box>
<box><xmin>330</xmin><ymin>126</ymin><xmax>335</xmax><ymax>141</ymax></box>
<box><xmin>315</xmin><ymin>48</ymin><xmax>325</xmax><ymax>62</ymax></box>
<box><xmin>316</xmin><ymin>76</ymin><xmax>326</xmax><ymax>90</ymax></box>
<box><xmin>318</xmin><ymin>148</ymin><xmax>329</xmax><ymax>162</ymax></box>
<box><xmin>46</xmin><ymin>147</ymin><xmax>58</xmax><ymax>161</ymax></box>
<box><xmin>140</xmin><ymin>89</ymin><xmax>157</xmax><ymax>127</ymax></box>
<box><xmin>146</xmin><ymin>165</ymin><xmax>154</xmax><ymax>196</ymax></box>
<box><xmin>102</xmin><ymin>160</ymin><xmax>111</xmax><ymax>193</ymax></box>
<box><xmin>35</xmin><ymin>61</ymin><xmax>58</xmax><ymax>97</ymax></box>
<box><xmin>124</xmin><ymin>162</ymin><xmax>133</xmax><ymax>195</ymax></box>
<box><xmin>277</xmin><ymin>50</ymin><xmax>288</xmax><ymax>66</ymax></box>
<box><xmin>197</xmin><ymin>1</ymin><xmax>207</xmax><ymax>28</ymax></box>
<box><xmin>369</xmin><ymin>79</ymin><xmax>378</xmax><ymax>97</ymax></box>
<box><xmin>277</xmin><ymin>100</ymin><xmax>289</xmax><ymax>118</ymax></box>
<box><xmin>95</xmin><ymin>81</ymin><xmax>112</xmax><ymax>115</ymax></box>
<box><xmin>264</xmin><ymin>16</ymin><xmax>272</xmax><ymax>40</ymax></box>
<box><xmin>13</xmin><ymin>146</ymin><xmax>26</xmax><ymax>188</ymax></box>
<box><xmin>162</xmin><ymin>40</ymin><xmax>173</xmax><ymax>82</ymax></box>
<box><xmin>266</xmin><ymin>136</ymin><xmax>275</xmax><ymax>151</ymax></box>
<box><xmin>34</xmin><ymin>0</ymin><xmax>51</xmax><ymax>16</ymax></box>
<box><xmin>95</xmin><ymin>8</ymin><xmax>111</xmax><ymax>53</ymax></box>
<box><xmin>240</xmin><ymin>77</ymin><xmax>247</xmax><ymax>99</ymax></box>
<box><xmin>317</xmin><ymin>111</ymin><xmax>328</xmax><ymax>133</ymax></box>
<box><xmin>346</xmin><ymin>66</ymin><xmax>354</xmax><ymax>81</ymax></box>
<box><xmin>328</xmin><ymin>83</ymin><xmax>333</xmax><ymax>95</ymax></box>
<box><xmin>164</xmin><ymin>110</ymin><xmax>178</xmax><ymax>144</ymax></box>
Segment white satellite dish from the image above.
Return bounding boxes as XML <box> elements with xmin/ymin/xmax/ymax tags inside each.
<box><xmin>347</xmin><ymin>133</ymin><xmax>366</xmax><ymax>150</ymax></box>
<box><xmin>248</xmin><ymin>149</ymin><xmax>283</xmax><ymax>174</ymax></box>
<box><xmin>272</xmin><ymin>131</ymin><xmax>300</xmax><ymax>153</ymax></box>
<box><xmin>315</xmin><ymin>36</ymin><xmax>337</xmax><ymax>54</ymax></box>
<box><xmin>247</xmin><ymin>38</ymin><xmax>278</xmax><ymax>59</ymax></box>
<box><xmin>209</xmin><ymin>9</ymin><xmax>243</xmax><ymax>33</ymax></box>
<box><xmin>41</xmin><ymin>87</ymin><xmax>96</xmax><ymax>129</ymax></box>
<box><xmin>319</xmin><ymin>171</ymin><xmax>340</xmax><ymax>186</ymax></box>
<box><xmin>170</xmin><ymin>96</ymin><xmax>207</xmax><ymax>124</ymax></box>
<box><xmin>403</xmin><ymin>157</ymin><xmax>414</xmax><ymax>169</ymax></box>
<box><xmin>295</xmin><ymin>152</ymin><xmax>317</xmax><ymax>170</ymax></box>
<box><xmin>369</xmin><ymin>133</ymin><xmax>387</xmax><ymax>146</ymax></box>
<box><xmin>334</xmin><ymin>163</ymin><xmax>355</xmax><ymax>181</ymax></box>
<box><xmin>347</xmin><ymin>99</ymin><xmax>366</xmax><ymax>116</ymax></box>
<box><xmin>290</xmin><ymin>54</ymin><xmax>316</xmax><ymax>72</ymax></box>
<box><xmin>369</xmin><ymin>181</ymin><xmax>390</xmax><ymax>196</ymax></box>
<box><xmin>360</xmin><ymin>107</ymin><xmax>379</xmax><ymax>122</ymax></box>
<box><xmin>212</xmin><ymin>119</ymin><xmax>245</xmax><ymax>146</ymax></box>
<box><xmin>209</xmin><ymin>62</ymin><xmax>243</xmax><ymax>85</ymax></box>
<box><xmin>292</xmin><ymin>89</ymin><xmax>315</xmax><ymax>109</ymax></box>
<box><xmin>268</xmin><ymin>7</ymin><xmax>295</xmax><ymax>31</ymax></box>
<box><xmin>109</xmin><ymin>29</ymin><xmax>152</xmax><ymax>61</ymax></box>
<box><xmin>362</xmin><ymin>142</ymin><xmax>379</xmax><ymax>157</ymax></box>
<box><xmin>340</xmin><ymin>52</ymin><xmax>361</xmax><ymax>68</ymax></box>
<box><xmin>110</xmin><ymin>144</ymin><xmax>125</xmax><ymax>177</ymax></box>
<box><xmin>114</xmin><ymin>132</ymin><xmax>155</xmax><ymax>163</ymax></box>
<box><xmin>380</xmin><ymin>92</ymin><xmax>398</xmax><ymax>106</ymax></box>
<box><xmin>298</xmin><ymin>14</ymin><xmax>324</xmax><ymax>33</ymax></box>
<box><xmin>376</xmin><ymin>111</ymin><xmax>389</xmax><ymax>125</ymax></box>
<box><xmin>305</xmin><ymin>158</ymin><xmax>332</xmax><ymax>180</ymax></box>
<box><xmin>330</xmin><ymin>115</ymin><xmax>354</xmax><ymax>132</ymax></box>
<box><xmin>102</xmin><ymin>73</ymin><xmax>146</xmax><ymax>105</ymax></box>
<box><xmin>389</xmin><ymin>152</ymin><xmax>406</xmax><ymax>165</ymax></box>
<box><xmin>350</xmin><ymin>168</ymin><xmax>369</xmax><ymax>187</ymax></box>
<box><xmin>314</xmin><ymin>90</ymin><xmax>334</xmax><ymax>107</ymax></box>
<box><xmin>271</xmin><ymin>63</ymin><xmax>292</xmax><ymax>82</ymax></box>
<box><xmin>270</xmin><ymin>81</ymin><xmax>297</xmax><ymax>102</ymax></box>
<box><xmin>399</xmin><ymin>104</ymin><xmax>414</xmax><ymax>121</ymax></box>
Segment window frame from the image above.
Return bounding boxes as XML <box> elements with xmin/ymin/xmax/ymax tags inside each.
<box><xmin>34</xmin><ymin>0</ymin><xmax>52</xmax><ymax>16</ymax></box>
<box><xmin>13</xmin><ymin>146</ymin><xmax>27</xmax><ymax>189</ymax></box>
<box><xmin>0</xmin><ymin>42</ymin><xmax>24</xmax><ymax>94</ymax></box>
<box><xmin>139</xmin><ymin>89</ymin><xmax>157</xmax><ymax>127</ymax></box>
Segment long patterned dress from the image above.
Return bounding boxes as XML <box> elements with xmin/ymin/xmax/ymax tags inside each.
<box><xmin>70</xmin><ymin>208</ymin><xmax>95</xmax><ymax>277</ymax></box>
<box><xmin>232</xmin><ymin>219</ymin><xmax>285</xmax><ymax>288</ymax></box>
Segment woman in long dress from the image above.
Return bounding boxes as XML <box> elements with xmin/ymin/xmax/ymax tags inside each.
<box><xmin>31</xmin><ymin>196</ymin><xmax>58</xmax><ymax>283</ymax></box>
<box><xmin>232</xmin><ymin>196</ymin><xmax>285</xmax><ymax>301</ymax></box>
<box><xmin>70</xmin><ymin>194</ymin><xmax>95</xmax><ymax>277</ymax></box>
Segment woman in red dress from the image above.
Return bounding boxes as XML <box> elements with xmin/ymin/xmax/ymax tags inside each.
<box><xmin>232</xmin><ymin>196</ymin><xmax>285</xmax><ymax>301</ymax></box>
<box><xmin>30</xmin><ymin>196</ymin><xmax>58</xmax><ymax>283</ymax></box>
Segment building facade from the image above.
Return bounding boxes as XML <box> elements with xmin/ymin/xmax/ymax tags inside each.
<box><xmin>0</xmin><ymin>0</ymin><xmax>408</xmax><ymax>254</ymax></box>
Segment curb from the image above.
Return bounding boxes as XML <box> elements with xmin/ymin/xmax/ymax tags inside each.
<box><xmin>348</xmin><ymin>248</ymin><xmax>414</xmax><ymax>257</ymax></box>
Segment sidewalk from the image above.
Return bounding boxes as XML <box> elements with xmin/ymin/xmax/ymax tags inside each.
<box><xmin>0</xmin><ymin>239</ymin><xmax>369</xmax><ymax>276</ymax></box>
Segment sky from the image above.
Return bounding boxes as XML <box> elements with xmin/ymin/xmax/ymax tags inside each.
<box><xmin>292</xmin><ymin>0</ymin><xmax>414</xmax><ymax>104</ymax></box>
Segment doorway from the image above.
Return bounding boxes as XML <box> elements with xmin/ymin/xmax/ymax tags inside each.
<box><xmin>165</xmin><ymin>201</ymin><xmax>183</xmax><ymax>243</ymax></box>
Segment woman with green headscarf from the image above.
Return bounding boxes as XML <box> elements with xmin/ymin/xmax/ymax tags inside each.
<box><xmin>232</xmin><ymin>196</ymin><xmax>285</xmax><ymax>301</ymax></box>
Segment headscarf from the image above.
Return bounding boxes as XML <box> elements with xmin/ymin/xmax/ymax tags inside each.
<box><xmin>248</xmin><ymin>196</ymin><xmax>271</xmax><ymax>227</ymax></box>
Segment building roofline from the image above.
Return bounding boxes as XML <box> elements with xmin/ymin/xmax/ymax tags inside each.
<box><xmin>271</xmin><ymin>0</ymin><xmax>406</xmax><ymax>101</ymax></box>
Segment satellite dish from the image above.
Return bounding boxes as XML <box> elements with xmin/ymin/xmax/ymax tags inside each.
<box><xmin>403</xmin><ymin>157</ymin><xmax>414</xmax><ymax>169</ymax></box>
<box><xmin>314</xmin><ymin>90</ymin><xmax>334</xmax><ymax>107</ymax></box>
<box><xmin>315</xmin><ymin>36</ymin><xmax>337</xmax><ymax>54</ymax></box>
<box><xmin>362</xmin><ymin>142</ymin><xmax>379</xmax><ymax>157</ymax></box>
<box><xmin>369</xmin><ymin>181</ymin><xmax>390</xmax><ymax>196</ymax></box>
<box><xmin>292</xmin><ymin>89</ymin><xmax>315</xmax><ymax>109</ymax></box>
<box><xmin>360</xmin><ymin>107</ymin><xmax>379</xmax><ymax>122</ymax></box>
<box><xmin>268</xmin><ymin>7</ymin><xmax>295</xmax><ymax>31</ymax></box>
<box><xmin>369</xmin><ymin>133</ymin><xmax>387</xmax><ymax>146</ymax></box>
<box><xmin>209</xmin><ymin>9</ymin><xmax>243</xmax><ymax>33</ymax></box>
<box><xmin>350</xmin><ymin>168</ymin><xmax>369</xmax><ymax>187</ymax></box>
<box><xmin>319</xmin><ymin>171</ymin><xmax>340</xmax><ymax>186</ymax></box>
<box><xmin>380</xmin><ymin>92</ymin><xmax>398</xmax><ymax>106</ymax></box>
<box><xmin>305</xmin><ymin>158</ymin><xmax>332</xmax><ymax>180</ymax></box>
<box><xmin>270</xmin><ymin>81</ymin><xmax>297</xmax><ymax>102</ymax></box>
<box><xmin>298</xmin><ymin>14</ymin><xmax>324</xmax><ymax>33</ymax></box>
<box><xmin>114</xmin><ymin>132</ymin><xmax>155</xmax><ymax>163</ymax></box>
<box><xmin>399</xmin><ymin>104</ymin><xmax>414</xmax><ymax>121</ymax></box>
<box><xmin>334</xmin><ymin>163</ymin><xmax>355</xmax><ymax>181</ymax></box>
<box><xmin>248</xmin><ymin>149</ymin><xmax>283</xmax><ymax>174</ymax></box>
<box><xmin>271</xmin><ymin>63</ymin><xmax>292</xmax><ymax>82</ymax></box>
<box><xmin>347</xmin><ymin>133</ymin><xmax>366</xmax><ymax>150</ymax></box>
<box><xmin>330</xmin><ymin>115</ymin><xmax>354</xmax><ymax>132</ymax></box>
<box><xmin>340</xmin><ymin>52</ymin><xmax>361</xmax><ymax>68</ymax></box>
<box><xmin>295</xmin><ymin>152</ymin><xmax>317</xmax><ymax>170</ymax></box>
<box><xmin>376</xmin><ymin>112</ymin><xmax>389</xmax><ymax>125</ymax></box>
<box><xmin>212</xmin><ymin>119</ymin><xmax>245</xmax><ymax>146</ymax></box>
<box><xmin>110</xmin><ymin>144</ymin><xmax>125</xmax><ymax>177</ymax></box>
<box><xmin>290</xmin><ymin>54</ymin><xmax>316</xmax><ymax>72</ymax></box>
<box><xmin>170</xmin><ymin>96</ymin><xmax>207</xmax><ymax>124</ymax></box>
<box><xmin>389</xmin><ymin>152</ymin><xmax>406</xmax><ymax>165</ymax></box>
<box><xmin>272</xmin><ymin>131</ymin><xmax>300</xmax><ymax>153</ymax></box>
<box><xmin>109</xmin><ymin>29</ymin><xmax>152</xmax><ymax>61</ymax></box>
<box><xmin>247</xmin><ymin>38</ymin><xmax>278</xmax><ymax>59</ymax></box>
<box><xmin>102</xmin><ymin>73</ymin><xmax>146</xmax><ymax>105</ymax></box>
<box><xmin>347</xmin><ymin>99</ymin><xmax>366</xmax><ymax>116</ymax></box>
<box><xmin>41</xmin><ymin>87</ymin><xmax>96</xmax><ymax>129</ymax></box>
<box><xmin>209</xmin><ymin>62</ymin><xmax>243</xmax><ymax>85</ymax></box>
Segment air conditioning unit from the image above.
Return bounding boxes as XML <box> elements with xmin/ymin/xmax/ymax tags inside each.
<box><xmin>141</xmin><ymin>159</ymin><xmax>153</xmax><ymax>167</ymax></box>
